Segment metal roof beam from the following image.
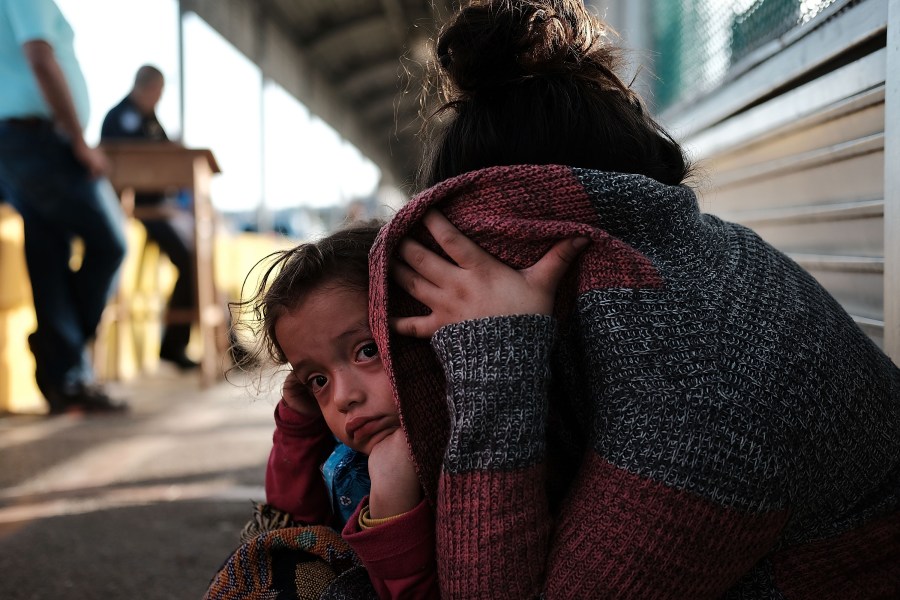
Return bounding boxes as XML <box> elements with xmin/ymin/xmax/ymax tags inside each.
<box><xmin>181</xmin><ymin>0</ymin><xmax>402</xmax><ymax>179</ymax></box>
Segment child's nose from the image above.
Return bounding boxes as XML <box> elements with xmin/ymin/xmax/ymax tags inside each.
<box><xmin>333</xmin><ymin>371</ymin><xmax>365</xmax><ymax>411</ymax></box>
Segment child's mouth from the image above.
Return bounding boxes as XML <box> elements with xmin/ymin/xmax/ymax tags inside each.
<box><xmin>346</xmin><ymin>415</ymin><xmax>389</xmax><ymax>442</ymax></box>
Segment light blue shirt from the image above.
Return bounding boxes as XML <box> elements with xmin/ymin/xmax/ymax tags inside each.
<box><xmin>0</xmin><ymin>0</ymin><xmax>89</xmax><ymax>125</ymax></box>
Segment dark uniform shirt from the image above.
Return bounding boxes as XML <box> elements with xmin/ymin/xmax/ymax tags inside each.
<box><xmin>100</xmin><ymin>95</ymin><xmax>168</xmax><ymax>205</ymax></box>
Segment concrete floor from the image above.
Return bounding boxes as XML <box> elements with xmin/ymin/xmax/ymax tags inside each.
<box><xmin>0</xmin><ymin>368</ymin><xmax>280</xmax><ymax>599</ymax></box>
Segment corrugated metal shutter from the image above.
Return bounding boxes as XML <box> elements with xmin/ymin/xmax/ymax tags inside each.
<box><xmin>660</xmin><ymin>0</ymin><xmax>897</xmax><ymax>356</ymax></box>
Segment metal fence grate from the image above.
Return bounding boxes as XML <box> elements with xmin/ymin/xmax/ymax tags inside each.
<box><xmin>652</xmin><ymin>0</ymin><xmax>839</xmax><ymax>110</ymax></box>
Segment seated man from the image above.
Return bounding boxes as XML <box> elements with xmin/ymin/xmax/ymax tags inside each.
<box><xmin>101</xmin><ymin>65</ymin><xmax>198</xmax><ymax>370</ymax></box>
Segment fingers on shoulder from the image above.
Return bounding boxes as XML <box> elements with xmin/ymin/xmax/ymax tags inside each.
<box><xmin>550</xmin><ymin>237</ymin><xmax>591</xmax><ymax>265</ymax></box>
<box><xmin>422</xmin><ymin>210</ymin><xmax>484</xmax><ymax>263</ymax></box>
<box><xmin>391</xmin><ymin>316</ymin><xmax>434</xmax><ymax>339</ymax></box>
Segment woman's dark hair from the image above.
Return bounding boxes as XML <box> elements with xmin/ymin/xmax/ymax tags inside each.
<box><xmin>229</xmin><ymin>220</ymin><xmax>384</xmax><ymax>372</ymax></box>
<box><xmin>417</xmin><ymin>0</ymin><xmax>691</xmax><ymax>190</ymax></box>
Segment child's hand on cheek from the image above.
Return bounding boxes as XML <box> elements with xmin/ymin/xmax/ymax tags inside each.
<box><xmin>281</xmin><ymin>372</ymin><xmax>319</xmax><ymax>416</ymax></box>
<box><xmin>367</xmin><ymin>426</ymin><xmax>422</xmax><ymax>519</ymax></box>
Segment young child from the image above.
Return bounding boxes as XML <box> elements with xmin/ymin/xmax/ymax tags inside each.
<box><xmin>240</xmin><ymin>221</ymin><xmax>437</xmax><ymax>599</ymax></box>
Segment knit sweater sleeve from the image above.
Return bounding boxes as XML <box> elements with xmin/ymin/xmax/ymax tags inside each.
<box><xmin>265</xmin><ymin>399</ymin><xmax>336</xmax><ymax>525</ymax></box>
<box><xmin>430</xmin><ymin>314</ymin><xmax>791</xmax><ymax>599</ymax></box>
<box><xmin>342</xmin><ymin>497</ymin><xmax>438</xmax><ymax>599</ymax></box>
<box><xmin>431</xmin><ymin>314</ymin><xmax>555</xmax><ymax>598</ymax></box>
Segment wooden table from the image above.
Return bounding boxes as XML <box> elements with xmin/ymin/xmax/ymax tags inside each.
<box><xmin>101</xmin><ymin>142</ymin><xmax>224</xmax><ymax>387</ymax></box>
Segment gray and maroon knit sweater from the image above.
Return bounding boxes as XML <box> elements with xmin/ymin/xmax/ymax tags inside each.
<box><xmin>369</xmin><ymin>164</ymin><xmax>900</xmax><ymax>599</ymax></box>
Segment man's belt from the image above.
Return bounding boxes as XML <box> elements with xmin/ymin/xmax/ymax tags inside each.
<box><xmin>0</xmin><ymin>117</ymin><xmax>52</xmax><ymax>129</ymax></box>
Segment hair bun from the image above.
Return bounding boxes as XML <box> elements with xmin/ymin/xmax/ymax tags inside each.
<box><xmin>436</xmin><ymin>1</ymin><xmax>593</xmax><ymax>94</ymax></box>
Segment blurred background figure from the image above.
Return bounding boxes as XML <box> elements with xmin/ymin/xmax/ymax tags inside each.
<box><xmin>0</xmin><ymin>0</ymin><xmax>127</xmax><ymax>414</ymax></box>
<box><xmin>101</xmin><ymin>65</ymin><xmax>166</xmax><ymax>142</ymax></box>
<box><xmin>101</xmin><ymin>65</ymin><xmax>199</xmax><ymax>371</ymax></box>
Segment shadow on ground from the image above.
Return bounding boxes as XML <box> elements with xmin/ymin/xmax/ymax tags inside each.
<box><xmin>0</xmin><ymin>500</ymin><xmax>248</xmax><ymax>599</ymax></box>
<box><xmin>0</xmin><ymin>371</ymin><xmax>277</xmax><ymax>599</ymax></box>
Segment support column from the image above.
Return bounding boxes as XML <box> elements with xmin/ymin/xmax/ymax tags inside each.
<box><xmin>177</xmin><ymin>0</ymin><xmax>186</xmax><ymax>141</ymax></box>
<box><xmin>885</xmin><ymin>0</ymin><xmax>899</xmax><ymax>361</ymax></box>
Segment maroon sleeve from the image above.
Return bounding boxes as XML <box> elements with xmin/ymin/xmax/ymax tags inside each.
<box><xmin>264</xmin><ymin>399</ymin><xmax>336</xmax><ymax>525</ymax></box>
<box><xmin>342</xmin><ymin>497</ymin><xmax>438</xmax><ymax>600</ymax></box>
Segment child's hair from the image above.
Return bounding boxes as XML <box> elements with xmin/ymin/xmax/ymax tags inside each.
<box><xmin>417</xmin><ymin>0</ymin><xmax>692</xmax><ymax>190</ymax></box>
<box><xmin>230</xmin><ymin>220</ymin><xmax>384</xmax><ymax>373</ymax></box>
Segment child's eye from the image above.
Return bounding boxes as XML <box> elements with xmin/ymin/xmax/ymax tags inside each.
<box><xmin>307</xmin><ymin>374</ymin><xmax>328</xmax><ymax>392</ymax></box>
<box><xmin>356</xmin><ymin>342</ymin><xmax>379</xmax><ymax>362</ymax></box>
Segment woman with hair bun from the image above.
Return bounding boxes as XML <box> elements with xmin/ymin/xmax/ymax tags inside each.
<box><xmin>368</xmin><ymin>0</ymin><xmax>900</xmax><ymax>598</ymax></box>
<box><xmin>418</xmin><ymin>0</ymin><xmax>689</xmax><ymax>190</ymax></box>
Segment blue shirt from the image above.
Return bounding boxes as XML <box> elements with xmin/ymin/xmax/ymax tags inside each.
<box><xmin>321</xmin><ymin>442</ymin><xmax>370</xmax><ymax>529</ymax></box>
<box><xmin>0</xmin><ymin>0</ymin><xmax>89</xmax><ymax>124</ymax></box>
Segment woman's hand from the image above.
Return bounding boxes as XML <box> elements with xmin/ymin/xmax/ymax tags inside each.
<box><xmin>367</xmin><ymin>426</ymin><xmax>422</xmax><ymax>518</ymax></box>
<box><xmin>391</xmin><ymin>210</ymin><xmax>589</xmax><ymax>338</ymax></box>
<box><xmin>280</xmin><ymin>371</ymin><xmax>319</xmax><ymax>416</ymax></box>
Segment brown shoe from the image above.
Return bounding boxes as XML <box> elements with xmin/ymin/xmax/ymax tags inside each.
<box><xmin>47</xmin><ymin>382</ymin><xmax>129</xmax><ymax>415</ymax></box>
<box><xmin>160</xmin><ymin>350</ymin><xmax>200</xmax><ymax>371</ymax></box>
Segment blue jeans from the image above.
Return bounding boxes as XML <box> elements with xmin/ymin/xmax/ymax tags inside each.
<box><xmin>0</xmin><ymin>121</ymin><xmax>126</xmax><ymax>389</ymax></box>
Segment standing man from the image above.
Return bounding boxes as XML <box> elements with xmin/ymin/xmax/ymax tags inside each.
<box><xmin>101</xmin><ymin>66</ymin><xmax>199</xmax><ymax>371</ymax></box>
<box><xmin>0</xmin><ymin>0</ymin><xmax>128</xmax><ymax>414</ymax></box>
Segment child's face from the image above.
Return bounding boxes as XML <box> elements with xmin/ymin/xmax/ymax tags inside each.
<box><xmin>275</xmin><ymin>284</ymin><xmax>400</xmax><ymax>456</ymax></box>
